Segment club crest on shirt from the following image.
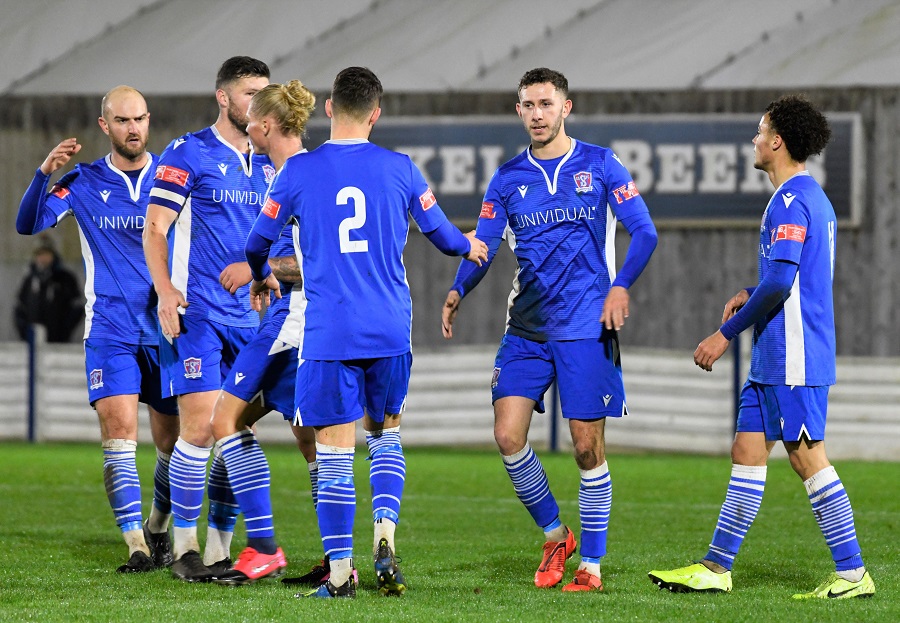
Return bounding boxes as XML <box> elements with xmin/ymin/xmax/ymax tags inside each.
<box><xmin>89</xmin><ymin>368</ymin><xmax>103</xmax><ymax>390</ymax></box>
<box><xmin>183</xmin><ymin>357</ymin><xmax>202</xmax><ymax>379</ymax></box>
<box><xmin>263</xmin><ymin>164</ymin><xmax>276</xmax><ymax>184</ymax></box>
<box><xmin>573</xmin><ymin>171</ymin><xmax>593</xmax><ymax>193</ymax></box>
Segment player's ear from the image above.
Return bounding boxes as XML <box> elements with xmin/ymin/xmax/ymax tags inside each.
<box><xmin>369</xmin><ymin>107</ymin><xmax>382</xmax><ymax>126</ymax></box>
<box><xmin>561</xmin><ymin>99</ymin><xmax>573</xmax><ymax>118</ymax></box>
<box><xmin>325</xmin><ymin>99</ymin><xmax>334</xmax><ymax>119</ymax></box>
<box><xmin>98</xmin><ymin>116</ymin><xmax>110</xmax><ymax>136</ymax></box>
<box><xmin>215</xmin><ymin>88</ymin><xmax>229</xmax><ymax>110</ymax></box>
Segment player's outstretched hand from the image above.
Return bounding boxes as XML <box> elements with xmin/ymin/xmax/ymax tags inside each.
<box><xmin>158</xmin><ymin>288</ymin><xmax>189</xmax><ymax>339</ymax></box>
<box><xmin>600</xmin><ymin>285</ymin><xmax>630</xmax><ymax>331</ymax></box>
<box><xmin>464</xmin><ymin>231</ymin><xmax>488</xmax><ymax>266</ymax></box>
<box><xmin>40</xmin><ymin>138</ymin><xmax>82</xmax><ymax>176</ymax></box>
<box><xmin>722</xmin><ymin>288</ymin><xmax>751</xmax><ymax>324</ymax></box>
<box><xmin>249</xmin><ymin>274</ymin><xmax>282</xmax><ymax>312</ymax></box>
<box><xmin>694</xmin><ymin>330</ymin><xmax>730</xmax><ymax>372</ymax></box>
<box><xmin>219</xmin><ymin>261</ymin><xmax>253</xmax><ymax>294</ymax></box>
<box><xmin>441</xmin><ymin>290</ymin><xmax>462</xmax><ymax>339</ymax></box>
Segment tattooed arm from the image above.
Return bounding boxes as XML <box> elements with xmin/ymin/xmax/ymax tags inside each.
<box><xmin>269</xmin><ymin>255</ymin><xmax>303</xmax><ymax>286</ymax></box>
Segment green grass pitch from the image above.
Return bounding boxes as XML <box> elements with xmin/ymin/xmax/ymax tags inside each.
<box><xmin>0</xmin><ymin>442</ymin><xmax>896</xmax><ymax>622</ymax></box>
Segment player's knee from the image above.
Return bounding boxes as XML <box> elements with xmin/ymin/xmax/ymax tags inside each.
<box><xmin>785</xmin><ymin>443</ymin><xmax>829</xmax><ymax>480</ymax></box>
<box><xmin>731</xmin><ymin>445</ymin><xmax>750</xmax><ymax>465</ymax></box>
<box><xmin>97</xmin><ymin>407</ymin><xmax>139</xmax><ymax>440</ymax></box>
<box><xmin>294</xmin><ymin>430</ymin><xmax>316</xmax><ymax>462</ymax></box>
<box><xmin>787</xmin><ymin>451</ymin><xmax>818</xmax><ymax>479</ymax></box>
<box><xmin>572</xmin><ymin>445</ymin><xmax>604</xmax><ymax>471</ymax></box>
<box><xmin>494</xmin><ymin>426</ymin><xmax>526</xmax><ymax>455</ymax></box>
<box><xmin>730</xmin><ymin>438</ymin><xmax>767</xmax><ymax>466</ymax></box>
<box><xmin>149</xmin><ymin>412</ymin><xmax>179</xmax><ymax>451</ymax></box>
<box><xmin>209</xmin><ymin>415</ymin><xmax>228</xmax><ymax>442</ymax></box>
<box><xmin>154</xmin><ymin>433</ymin><xmax>178</xmax><ymax>454</ymax></box>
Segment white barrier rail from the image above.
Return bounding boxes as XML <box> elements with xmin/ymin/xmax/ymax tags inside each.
<box><xmin>2</xmin><ymin>339</ymin><xmax>897</xmax><ymax>460</ymax></box>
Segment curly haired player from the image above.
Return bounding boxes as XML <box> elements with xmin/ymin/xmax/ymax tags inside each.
<box><xmin>648</xmin><ymin>95</ymin><xmax>875</xmax><ymax>600</ymax></box>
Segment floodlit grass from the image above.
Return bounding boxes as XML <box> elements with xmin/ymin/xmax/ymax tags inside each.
<box><xmin>0</xmin><ymin>442</ymin><xmax>896</xmax><ymax>622</ymax></box>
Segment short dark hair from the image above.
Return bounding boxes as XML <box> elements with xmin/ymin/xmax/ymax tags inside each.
<box><xmin>518</xmin><ymin>68</ymin><xmax>568</xmax><ymax>99</ymax></box>
<box><xmin>216</xmin><ymin>56</ymin><xmax>270</xmax><ymax>90</ymax></box>
<box><xmin>33</xmin><ymin>244</ymin><xmax>57</xmax><ymax>257</ymax></box>
<box><xmin>330</xmin><ymin>67</ymin><xmax>383</xmax><ymax>121</ymax></box>
<box><xmin>765</xmin><ymin>94</ymin><xmax>832</xmax><ymax>163</ymax></box>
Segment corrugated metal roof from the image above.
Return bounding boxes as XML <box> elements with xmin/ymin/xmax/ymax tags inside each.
<box><xmin>3</xmin><ymin>0</ymin><xmax>898</xmax><ymax>94</ymax></box>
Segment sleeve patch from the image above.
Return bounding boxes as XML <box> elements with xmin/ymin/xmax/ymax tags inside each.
<box><xmin>775</xmin><ymin>224</ymin><xmax>807</xmax><ymax>243</ymax></box>
<box><xmin>611</xmin><ymin>181</ymin><xmax>640</xmax><ymax>204</ymax></box>
<box><xmin>262</xmin><ymin>197</ymin><xmax>281</xmax><ymax>219</ymax></box>
<box><xmin>479</xmin><ymin>202</ymin><xmax>495</xmax><ymax>219</ymax></box>
<box><xmin>419</xmin><ymin>188</ymin><xmax>437</xmax><ymax>211</ymax></box>
<box><xmin>154</xmin><ymin>165</ymin><xmax>189</xmax><ymax>187</ymax></box>
<box><xmin>50</xmin><ymin>185</ymin><xmax>70</xmax><ymax>199</ymax></box>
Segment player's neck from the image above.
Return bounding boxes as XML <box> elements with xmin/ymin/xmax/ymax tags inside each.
<box><xmin>268</xmin><ymin>137</ymin><xmax>304</xmax><ymax>169</ymax></box>
<box><xmin>109</xmin><ymin>151</ymin><xmax>148</xmax><ymax>172</ymax></box>
<box><xmin>330</xmin><ymin>119</ymin><xmax>372</xmax><ymax>141</ymax></box>
<box><xmin>214</xmin><ymin>116</ymin><xmax>251</xmax><ymax>153</ymax></box>
<box><xmin>770</xmin><ymin>160</ymin><xmax>806</xmax><ymax>189</ymax></box>
<box><xmin>530</xmin><ymin>133</ymin><xmax>571</xmax><ymax>160</ymax></box>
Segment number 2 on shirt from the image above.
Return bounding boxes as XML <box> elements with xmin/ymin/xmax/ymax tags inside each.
<box><xmin>337</xmin><ymin>186</ymin><xmax>368</xmax><ymax>254</ymax></box>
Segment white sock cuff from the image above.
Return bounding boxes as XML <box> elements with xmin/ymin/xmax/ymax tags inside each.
<box><xmin>732</xmin><ymin>464</ymin><xmax>768</xmax><ymax>480</ymax></box>
<box><xmin>366</xmin><ymin>426</ymin><xmax>401</xmax><ymax>439</ymax></box>
<box><xmin>501</xmin><ymin>443</ymin><xmax>532</xmax><ymax>464</ymax></box>
<box><xmin>803</xmin><ymin>465</ymin><xmax>838</xmax><ymax>496</ymax></box>
<box><xmin>156</xmin><ymin>448</ymin><xmax>172</xmax><ymax>462</ymax></box>
<box><xmin>579</xmin><ymin>460</ymin><xmax>609</xmax><ymax>481</ymax></box>
<box><xmin>213</xmin><ymin>430</ymin><xmax>248</xmax><ymax>454</ymax></box>
<box><xmin>307</xmin><ymin>461</ymin><xmax>318</xmax><ymax>472</ymax></box>
<box><xmin>102</xmin><ymin>438</ymin><xmax>137</xmax><ymax>453</ymax></box>
<box><xmin>174</xmin><ymin>437</ymin><xmax>212</xmax><ymax>460</ymax></box>
<box><xmin>315</xmin><ymin>442</ymin><xmax>355</xmax><ymax>455</ymax></box>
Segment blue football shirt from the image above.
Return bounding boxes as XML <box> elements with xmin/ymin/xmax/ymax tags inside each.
<box><xmin>259</xmin><ymin>149</ymin><xmax>308</xmax><ymax>347</ymax></box>
<box><xmin>35</xmin><ymin>154</ymin><xmax>160</xmax><ymax>344</ymax></box>
<box><xmin>751</xmin><ymin>171</ymin><xmax>836</xmax><ymax>386</ymax></box>
<box><xmin>249</xmin><ymin>139</ymin><xmax>449</xmax><ymax>360</ymax></box>
<box><xmin>259</xmin><ymin>222</ymin><xmax>305</xmax><ymax>348</ymax></box>
<box><xmin>149</xmin><ymin>126</ymin><xmax>275</xmax><ymax>327</ymax></box>
<box><xmin>476</xmin><ymin>139</ymin><xmax>650</xmax><ymax>341</ymax></box>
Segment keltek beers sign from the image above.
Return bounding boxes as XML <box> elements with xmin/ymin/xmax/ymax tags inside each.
<box><xmin>305</xmin><ymin>114</ymin><xmax>862</xmax><ymax>225</ymax></box>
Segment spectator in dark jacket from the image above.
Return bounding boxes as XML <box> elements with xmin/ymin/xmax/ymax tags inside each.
<box><xmin>14</xmin><ymin>242</ymin><xmax>83</xmax><ymax>342</ymax></box>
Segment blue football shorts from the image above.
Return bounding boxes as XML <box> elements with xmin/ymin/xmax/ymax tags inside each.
<box><xmin>221</xmin><ymin>331</ymin><xmax>298</xmax><ymax>421</ymax></box>
<box><xmin>84</xmin><ymin>338</ymin><xmax>178</xmax><ymax>415</ymax></box>
<box><xmin>736</xmin><ymin>380</ymin><xmax>828</xmax><ymax>441</ymax></box>
<box><xmin>293</xmin><ymin>353</ymin><xmax>412</xmax><ymax>427</ymax></box>
<box><xmin>491</xmin><ymin>332</ymin><xmax>626</xmax><ymax>419</ymax></box>
<box><xmin>159</xmin><ymin>314</ymin><xmax>255</xmax><ymax>398</ymax></box>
